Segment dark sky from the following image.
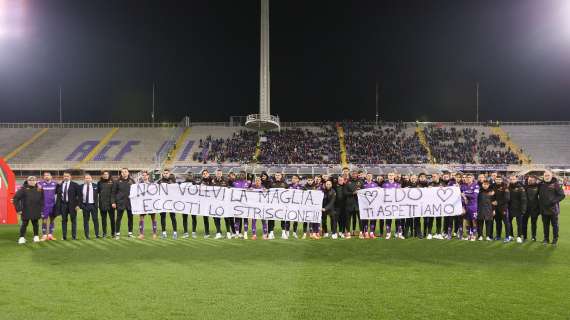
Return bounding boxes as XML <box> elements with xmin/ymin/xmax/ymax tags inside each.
<box><xmin>1</xmin><ymin>0</ymin><xmax>569</xmax><ymax>122</ymax></box>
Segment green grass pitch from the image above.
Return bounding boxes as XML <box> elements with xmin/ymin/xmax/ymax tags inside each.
<box><xmin>1</xmin><ymin>200</ymin><xmax>569</xmax><ymax>319</ymax></box>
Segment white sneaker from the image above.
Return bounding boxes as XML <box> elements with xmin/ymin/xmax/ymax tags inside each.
<box><xmin>33</xmin><ymin>236</ymin><xmax>40</xmax><ymax>243</ymax></box>
<box><xmin>191</xmin><ymin>232</ymin><xmax>197</xmax><ymax>239</ymax></box>
<box><xmin>161</xmin><ymin>231</ymin><xmax>167</xmax><ymax>239</ymax></box>
<box><xmin>435</xmin><ymin>234</ymin><xmax>443</xmax><ymax>240</ymax></box>
<box><xmin>516</xmin><ymin>236</ymin><xmax>522</xmax><ymax>243</ymax></box>
<box><xmin>243</xmin><ymin>232</ymin><xmax>248</xmax><ymax>240</ymax></box>
<box><xmin>426</xmin><ymin>234</ymin><xmax>432</xmax><ymax>240</ymax></box>
<box><xmin>215</xmin><ymin>233</ymin><xmax>222</xmax><ymax>239</ymax></box>
<box><xmin>281</xmin><ymin>231</ymin><xmax>286</xmax><ymax>239</ymax></box>
<box><xmin>285</xmin><ymin>231</ymin><xmax>290</xmax><ymax>238</ymax></box>
<box><xmin>386</xmin><ymin>232</ymin><xmax>392</xmax><ymax>240</ymax></box>
<box><xmin>128</xmin><ymin>232</ymin><xmax>134</xmax><ymax>238</ymax></box>
<box><xmin>486</xmin><ymin>236</ymin><xmax>492</xmax><ymax>241</ymax></box>
<box><xmin>301</xmin><ymin>233</ymin><xmax>307</xmax><ymax>239</ymax></box>
<box><xmin>18</xmin><ymin>237</ymin><xmax>26</xmax><ymax>244</ymax></box>
<box><xmin>398</xmin><ymin>233</ymin><xmax>405</xmax><ymax>240</ymax></box>
<box><xmin>204</xmin><ymin>234</ymin><xmax>210</xmax><ymax>239</ymax></box>
<box><xmin>226</xmin><ymin>232</ymin><xmax>232</xmax><ymax>239</ymax></box>
<box><xmin>478</xmin><ymin>236</ymin><xmax>483</xmax><ymax>241</ymax></box>
<box><xmin>323</xmin><ymin>233</ymin><xmax>329</xmax><ymax>238</ymax></box>
<box><xmin>293</xmin><ymin>232</ymin><xmax>298</xmax><ymax>239</ymax></box>
<box><xmin>182</xmin><ymin>232</ymin><xmax>189</xmax><ymax>239</ymax></box>
<box><xmin>172</xmin><ymin>232</ymin><xmax>178</xmax><ymax>240</ymax></box>
<box><xmin>268</xmin><ymin>231</ymin><xmax>275</xmax><ymax>240</ymax></box>
<box><xmin>339</xmin><ymin>233</ymin><xmax>345</xmax><ymax>239</ymax></box>
<box><xmin>331</xmin><ymin>233</ymin><xmax>338</xmax><ymax>239</ymax></box>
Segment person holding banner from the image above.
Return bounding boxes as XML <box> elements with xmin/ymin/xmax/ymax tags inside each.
<box><xmin>460</xmin><ymin>174</ymin><xmax>479</xmax><ymax>241</ymax></box>
<box><xmin>213</xmin><ymin>169</ymin><xmax>234</xmax><ymax>239</ymax></box>
<box><xmin>321</xmin><ymin>180</ymin><xmax>338</xmax><ymax>239</ymax></box>
<box><xmin>112</xmin><ymin>168</ymin><xmax>135</xmax><ymax>239</ymax></box>
<box><xmin>14</xmin><ymin>176</ymin><xmax>44</xmax><ymax>244</ymax></box>
<box><xmin>382</xmin><ymin>172</ymin><xmax>403</xmax><ymax>240</ymax></box>
<box><xmin>428</xmin><ymin>173</ymin><xmax>445</xmax><ymax>240</ymax></box>
<box><xmin>418</xmin><ymin>173</ymin><xmax>429</xmax><ymax>237</ymax></box>
<box><xmin>450</xmin><ymin>172</ymin><xmax>463</xmax><ymax>238</ymax></box>
<box><xmin>290</xmin><ymin>175</ymin><xmax>304</xmax><ymax>239</ymax></box>
<box><xmin>38</xmin><ymin>172</ymin><xmax>58</xmax><ymax>241</ymax></box>
<box><xmin>233</xmin><ymin>171</ymin><xmax>251</xmax><ymax>239</ymax></box>
<box><xmin>97</xmin><ymin>171</ymin><xmax>116</xmax><ymax>238</ymax></box>
<box><xmin>362</xmin><ymin>173</ymin><xmax>378</xmax><ymax>239</ymax></box>
<box><xmin>158</xmin><ymin>169</ymin><xmax>178</xmax><ymax>239</ymax></box>
<box><xmin>250</xmin><ymin>176</ymin><xmax>268</xmax><ymax>240</ymax></box>
<box><xmin>477</xmin><ymin>180</ymin><xmax>496</xmax><ymax>241</ymax></box>
<box><xmin>199</xmin><ymin>170</ymin><xmax>219</xmax><ymax>239</ymax></box>
<box><xmin>441</xmin><ymin>172</ymin><xmax>453</xmax><ymax>239</ymax></box>
<box><xmin>405</xmin><ymin>174</ymin><xmax>422</xmax><ymax>238</ymax></box>
<box><xmin>304</xmin><ymin>176</ymin><xmax>320</xmax><ymax>239</ymax></box>
<box><xmin>269</xmin><ymin>172</ymin><xmax>288</xmax><ymax>239</ymax></box>
<box><xmin>137</xmin><ymin>171</ymin><xmax>158</xmax><ymax>240</ymax></box>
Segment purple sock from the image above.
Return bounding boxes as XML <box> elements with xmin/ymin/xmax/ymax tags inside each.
<box><xmin>252</xmin><ymin>219</ymin><xmax>257</xmax><ymax>234</ymax></box>
<box><xmin>49</xmin><ymin>222</ymin><xmax>54</xmax><ymax>234</ymax></box>
<box><xmin>387</xmin><ymin>225</ymin><xmax>391</xmax><ymax>234</ymax></box>
<box><xmin>152</xmin><ymin>221</ymin><xmax>157</xmax><ymax>234</ymax></box>
<box><xmin>244</xmin><ymin>219</ymin><xmax>249</xmax><ymax>232</ymax></box>
<box><xmin>42</xmin><ymin>222</ymin><xmax>47</xmax><ymax>235</ymax></box>
<box><xmin>458</xmin><ymin>227</ymin><xmax>463</xmax><ymax>238</ymax></box>
<box><xmin>139</xmin><ymin>221</ymin><xmax>144</xmax><ymax>234</ymax></box>
<box><xmin>370</xmin><ymin>222</ymin><xmax>375</xmax><ymax>233</ymax></box>
<box><xmin>234</xmin><ymin>220</ymin><xmax>240</xmax><ymax>233</ymax></box>
<box><xmin>262</xmin><ymin>221</ymin><xmax>268</xmax><ymax>234</ymax></box>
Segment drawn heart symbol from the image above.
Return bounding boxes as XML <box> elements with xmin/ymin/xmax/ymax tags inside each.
<box><xmin>363</xmin><ymin>190</ymin><xmax>378</xmax><ymax>205</ymax></box>
<box><xmin>436</xmin><ymin>188</ymin><xmax>453</xmax><ymax>202</ymax></box>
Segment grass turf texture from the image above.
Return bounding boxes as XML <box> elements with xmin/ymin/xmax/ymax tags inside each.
<box><xmin>1</xmin><ymin>201</ymin><xmax>569</xmax><ymax>320</ymax></box>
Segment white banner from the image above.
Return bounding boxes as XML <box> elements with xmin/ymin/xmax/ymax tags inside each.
<box><xmin>358</xmin><ymin>186</ymin><xmax>463</xmax><ymax>220</ymax></box>
<box><xmin>129</xmin><ymin>183</ymin><xmax>323</xmax><ymax>223</ymax></box>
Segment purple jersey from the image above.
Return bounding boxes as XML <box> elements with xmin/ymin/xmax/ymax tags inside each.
<box><xmin>382</xmin><ymin>181</ymin><xmax>401</xmax><ymax>189</ymax></box>
<box><xmin>447</xmin><ymin>179</ymin><xmax>459</xmax><ymax>187</ymax></box>
<box><xmin>289</xmin><ymin>183</ymin><xmax>303</xmax><ymax>190</ymax></box>
<box><xmin>363</xmin><ymin>181</ymin><xmax>379</xmax><ymax>189</ymax></box>
<box><xmin>38</xmin><ymin>180</ymin><xmax>57</xmax><ymax>207</ymax></box>
<box><xmin>233</xmin><ymin>179</ymin><xmax>250</xmax><ymax>189</ymax></box>
<box><xmin>460</xmin><ymin>182</ymin><xmax>479</xmax><ymax>211</ymax></box>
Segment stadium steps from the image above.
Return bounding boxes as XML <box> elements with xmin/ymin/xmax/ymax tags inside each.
<box><xmin>74</xmin><ymin>128</ymin><xmax>120</xmax><ymax>169</ymax></box>
<box><xmin>490</xmin><ymin>127</ymin><xmax>529</xmax><ymax>164</ymax></box>
<box><xmin>164</xmin><ymin>127</ymin><xmax>192</xmax><ymax>168</ymax></box>
<box><xmin>335</xmin><ymin>123</ymin><xmax>348</xmax><ymax>167</ymax></box>
<box><xmin>3</xmin><ymin>128</ymin><xmax>49</xmax><ymax>161</ymax></box>
<box><xmin>415</xmin><ymin>126</ymin><xmax>434</xmax><ymax>163</ymax></box>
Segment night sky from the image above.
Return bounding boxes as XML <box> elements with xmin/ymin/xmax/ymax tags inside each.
<box><xmin>1</xmin><ymin>0</ymin><xmax>569</xmax><ymax>123</ymax></box>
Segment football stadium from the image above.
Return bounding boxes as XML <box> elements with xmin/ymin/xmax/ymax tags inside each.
<box><xmin>1</xmin><ymin>0</ymin><xmax>570</xmax><ymax>319</ymax></box>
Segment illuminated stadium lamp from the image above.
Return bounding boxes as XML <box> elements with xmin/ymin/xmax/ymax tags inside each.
<box><xmin>246</xmin><ymin>0</ymin><xmax>280</xmax><ymax>131</ymax></box>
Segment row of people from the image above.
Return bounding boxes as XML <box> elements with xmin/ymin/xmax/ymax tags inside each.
<box><xmin>14</xmin><ymin>168</ymin><xmax>564</xmax><ymax>246</ymax></box>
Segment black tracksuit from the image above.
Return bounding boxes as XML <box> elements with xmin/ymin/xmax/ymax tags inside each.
<box><xmin>212</xmin><ymin>176</ymin><xmax>233</xmax><ymax>234</ymax></box>
<box><xmin>508</xmin><ymin>182</ymin><xmax>527</xmax><ymax>238</ymax></box>
<box><xmin>322</xmin><ymin>188</ymin><xmax>337</xmax><ymax>234</ymax></box>
<box><xmin>524</xmin><ymin>183</ymin><xmax>540</xmax><ymax>239</ymax></box>
<box><xmin>343</xmin><ymin>178</ymin><xmax>361</xmax><ymax>233</ymax></box>
<box><xmin>14</xmin><ymin>185</ymin><xmax>44</xmax><ymax>237</ymax></box>
<box><xmin>158</xmin><ymin>175</ymin><xmax>178</xmax><ymax>233</ymax></box>
<box><xmin>112</xmin><ymin>176</ymin><xmax>135</xmax><ymax>235</ymax></box>
<box><xmin>97</xmin><ymin>178</ymin><xmax>115</xmax><ymax>237</ymax></box>
<box><xmin>494</xmin><ymin>183</ymin><xmax>510</xmax><ymax>239</ymax></box>
<box><xmin>477</xmin><ymin>188</ymin><xmax>495</xmax><ymax>238</ymax></box>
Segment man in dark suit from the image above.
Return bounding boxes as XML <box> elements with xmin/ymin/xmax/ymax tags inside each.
<box><xmin>58</xmin><ymin>170</ymin><xmax>81</xmax><ymax>240</ymax></box>
<box><xmin>80</xmin><ymin>174</ymin><xmax>100</xmax><ymax>239</ymax></box>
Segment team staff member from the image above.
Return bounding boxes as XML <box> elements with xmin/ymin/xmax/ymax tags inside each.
<box><xmin>80</xmin><ymin>174</ymin><xmax>100</xmax><ymax>239</ymax></box>
<box><xmin>97</xmin><ymin>171</ymin><xmax>115</xmax><ymax>238</ymax></box>
<box><xmin>158</xmin><ymin>169</ymin><xmax>178</xmax><ymax>239</ymax></box>
<box><xmin>508</xmin><ymin>175</ymin><xmax>527</xmax><ymax>243</ymax></box>
<box><xmin>477</xmin><ymin>180</ymin><xmax>495</xmax><ymax>241</ymax></box>
<box><xmin>199</xmin><ymin>169</ymin><xmax>218</xmax><ymax>239</ymax></box>
<box><xmin>303</xmin><ymin>176</ymin><xmax>319</xmax><ymax>239</ymax></box>
<box><xmin>538</xmin><ymin>170</ymin><xmax>565</xmax><ymax>246</ymax></box>
<box><xmin>14</xmin><ymin>176</ymin><xmax>44</xmax><ymax>244</ymax></box>
<box><xmin>59</xmin><ymin>171</ymin><xmax>81</xmax><ymax>240</ymax></box>
<box><xmin>334</xmin><ymin>176</ymin><xmax>347</xmax><ymax>239</ymax></box>
<box><xmin>112</xmin><ymin>168</ymin><xmax>135</xmax><ymax>239</ymax></box>
<box><xmin>137</xmin><ymin>171</ymin><xmax>158</xmax><ymax>240</ymax></box>
<box><xmin>494</xmin><ymin>176</ymin><xmax>511</xmax><ymax>242</ymax></box>
<box><xmin>523</xmin><ymin>176</ymin><xmax>540</xmax><ymax>241</ymax></box>
<box><xmin>321</xmin><ymin>180</ymin><xmax>338</xmax><ymax>239</ymax></box>
<box><xmin>268</xmin><ymin>172</ymin><xmax>287</xmax><ymax>239</ymax></box>
<box><xmin>344</xmin><ymin>171</ymin><xmax>361</xmax><ymax>238</ymax></box>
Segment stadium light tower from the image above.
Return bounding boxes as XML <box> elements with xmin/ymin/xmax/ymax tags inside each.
<box><xmin>245</xmin><ymin>0</ymin><xmax>280</xmax><ymax>131</ymax></box>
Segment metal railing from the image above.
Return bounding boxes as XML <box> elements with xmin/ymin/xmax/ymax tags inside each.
<box><xmin>0</xmin><ymin>122</ymin><xmax>178</xmax><ymax>128</ymax></box>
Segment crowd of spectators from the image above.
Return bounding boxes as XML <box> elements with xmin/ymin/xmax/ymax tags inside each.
<box><xmin>344</xmin><ymin>122</ymin><xmax>428</xmax><ymax>164</ymax></box>
<box><xmin>257</xmin><ymin>125</ymin><xmax>340</xmax><ymax>164</ymax></box>
<box><xmin>193</xmin><ymin>130</ymin><xmax>257</xmax><ymax>164</ymax></box>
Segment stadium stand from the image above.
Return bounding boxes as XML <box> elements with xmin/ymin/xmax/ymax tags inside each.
<box><xmin>503</xmin><ymin>124</ymin><xmax>570</xmax><ymax>165</ymax></box>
